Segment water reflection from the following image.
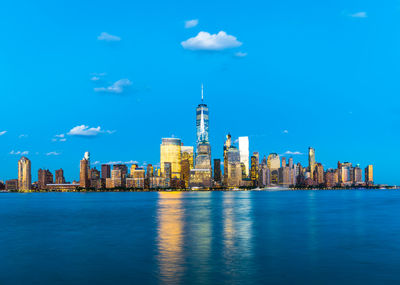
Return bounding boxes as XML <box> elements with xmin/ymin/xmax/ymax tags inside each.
<box><xmin>156</xmin><ymin>192</ymin><xmax>185</xmax><ymax>284</ymax></box>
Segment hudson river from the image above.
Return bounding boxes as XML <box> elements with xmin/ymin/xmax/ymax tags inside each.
<box><xmin>1</xmin><ymin>190</ymin><xmax>400</xmax><ymax>284</ymax></box>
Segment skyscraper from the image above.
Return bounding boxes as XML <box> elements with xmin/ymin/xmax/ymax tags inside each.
<box><xmin>238</xmin><ymin>136</ymin><xmax>249</xmax><ymax>177</ymax></box>
<box><xmin>18</xmin><ymin>156</ymin><xmax>31</xmax><ymax>191</ymax></box>
<box><xmin>38</xmin><ymin>169</ymin><xmax>53</xmax><ymax>189</ymax></box>
<box><xmin>267</xmin><ymin>153</ymin><xmax>280</xmax><ymax>185</ymax></box>
<box><xmin>80</xmin><ymin>157</ymin><xmax>89</xmax><ymax>188</ymax></box>
<box><xmin>196</xmin><ymin>84</ymin><xmax>209</xmax><ymax>143</ymax></box>
<box><xmin>365</xmin><ymin>165</ymin><xmax>373</xmax><ymax>185</ymax></box>
<box><xmin>55</xmin><ymin>169</ymin><xmax>65</xmax><ymax>184</ymax></box>
<box><xmin>160</xmin><ymin>138</ymin><xmax>182</xmax><ymax>179</ymax></box>
<box><xmin>190</xmin><ymin>86</ymin><xmax>212</xmax><ymax>188</ymax></box>
<box><xmin>101</xmin><ymin>164</ymin><xmax>111</xmax><ymax>179</ymax></box>
<box><xmin>308</xmin><ymin>147</ymin><xmax>316</xmax><ymax>180</ymax></box>
<box><xmin>213</xmin><ymin>159</ymin><xmax>221</xmax><ymax>184</ymax></box>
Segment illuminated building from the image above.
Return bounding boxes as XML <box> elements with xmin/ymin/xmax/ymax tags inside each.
<box><xmin>18</xmin><ymin>156</ymin><xmax>31</xmax><ymax>191</ymax></box>
<box><xmin>365</xmin><ymin>165</ymin><xmax>373</xmax><ymax>185</ymax></box>
<box><xmin>113</xmin><ymin>164</ymin><xmax>128</xmax><ymax>180</ymax></box>
<box><xmin>281</xmin><ymin>157</ymin><xmax>287</xmax><ymax>167</ymax></box>
<box><xmin>314</xmin><ymin>163</ymin><xmax>324</xmax><ymax>185</ymax></box>
<box><xmin>267</xmin><ymin>153</ymin><xmax>281</xmax><ymax>169</ymax></box>
<box><xmin>181</xmin><ymin>146</ymin><xmax>194</xmax><ymax>187</ymax></box>
<box><xmin>223</xmin><ymin>134</ymin><xmax>232</xmax><ymax>184</ymax></box>
<box><xmin>339</xmin><ymin>162</ymin><xmax>352</xmax><ymax>185</ymax></box>
<box><xmin>238</xmin><ymin>136</ymin><xmax>249</xmax><ymax>177</ymax></box>
<box><xmin>325</xmin><ymin>169</ymin><xmax>339</xmax><ymax>187</ymax></box>
<box><xmin>308</xmin><ymin>147</ymin><xmax>316</xmax><ymax>180</ymax></box>
<box><xmin>111</xmin><ymin>169</ymin><xmax>123</xmax><ymax>188</ymax></box>
<box><xmin>6</xmin><ymin>179</ymin><xmax>18</xmax><ymax>191</ymax></box>
<box><xmin>147</xmin><ymin>164</ymin><xmax>154</xmax><ymax>178</ymax></box>
<box><xmin>250</xmin><ymin>155</ymin><xmax>258</xmax><ymax>185</ymax></box>
<box><xmin>55</xmin><ymin>169</ymin><xmax>65</xmax><ymax>184</ymax></box>
<box><xmin>164</xmin><ymin>162</ymin><xmax>172</xmax><ymax>187</ymax></box>
<box><xmin>127</xmin><ymin>167</ymin><xmax>145</xmax><ymax>188</ymax></box>
<box><xmin>267</xmin><ymin>153</ymin><xmax>280</xmax><ymax>184</ymax></box>
<box><xmin>258</xmin><ymin>156</ymin><xmax>268</xmax><ymax>187</ymax></box>
<box><xmin>160</xmin><ymin>138</ymin><xmax>182</xmax><ymax>179</ymax></box>
<box><xmin>101</xmin><ymin>164</ymin><xmax>111</xmax><ymax>179</ymax></box>
<box><xmin>225</xmin><ymin>146</ymin><xmax>241</xmax><ymax>188</ymax></box>
<box><xmin>38</xmin><ymin>169</ymin><xmax>53</xmax><ymax>189</ymax></box>
<box><xmin>79</xmin><ymin>152</ymin><xmax>90</xmax><ymax>188</ymax></box>
<box><xmin>190</xmin><ymin>86</ymin><xmax>212</xmax><ymax>189</ymax></box>
<box><xmin>196</xmin><ymin>84</ymin><xmax>209</xmax><ymax>143</ymax></box>
<box><xmin>353</xmin><ymin>165</ymin><xmax>363</xmax><ymax>184</ymax></box>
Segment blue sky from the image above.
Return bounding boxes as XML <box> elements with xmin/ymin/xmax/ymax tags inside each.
<box><xmin>0</xmin><ymin>0</ymin><xmax>399</xmax><ymax>184</ymax></box>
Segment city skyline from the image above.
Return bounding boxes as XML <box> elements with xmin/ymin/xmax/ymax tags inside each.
<box><xmin>3</xmin><ymin>95</ymin><xmax>377</xmax><ymax>191</ymax></box>
<box><xmin>1</xmin><ymin>0</ymin><xmax>398</xmax><ymax>184</ymax></box>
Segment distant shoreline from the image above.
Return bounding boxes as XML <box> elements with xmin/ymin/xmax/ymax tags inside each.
<box><xmin>1</xmin><ymin>186</ymin><xmax>398</xmax><ymax>193</ymax></box>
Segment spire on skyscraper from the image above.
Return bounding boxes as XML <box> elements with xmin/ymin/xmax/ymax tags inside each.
<box><xmin>201</xmin><ymin>83</ymin><xmax>204</xmax><ymax>102</ymax></box>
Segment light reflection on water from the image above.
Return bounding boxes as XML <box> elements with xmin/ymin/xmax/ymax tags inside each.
<box><xmin>2</xmin><ymin>191</ymin><xmax>400</xmax><ymax>284</ymax></box>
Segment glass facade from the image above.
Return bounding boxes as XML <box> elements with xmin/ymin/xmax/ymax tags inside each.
<box><xmin>160</xmin><ymin>138</ymin><xmax>182</xmax><ymax>179</ymax></box>
<box><xmin>196</xmin><ymin>104</ymin><xmax>209</xmax><ymax>143</ymax></box>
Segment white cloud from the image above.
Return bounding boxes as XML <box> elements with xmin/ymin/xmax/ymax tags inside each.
<box><xmin>67</xmin><ymin>125</ymin><xmax>114</xmax><ymax>137</ymax></box>
<box><xmin>181</xmin><ymin>31</ymin><xmax>242</xmax><ymax>51</ymax></box>
<box><xmin>10</xmin><ymin>150</ymin><xmax>29</xmax><ymax>155</ymax></box>
<box><xmin>0</xmin><ymin>131</ymin><xmax>7</xmax><ymax>136</ymax></box>
<box><xmin>349</xmin><ymin>11</ymin><xmax>367</xmax><ymax>18</ymax></box>
<box><xmin>283</xmin><ymin>130</ymin><xmax>289</xmax><ymax>134</ymax></box>
<box><xmin>185</xmin><ymin>19</ymin><xmax>198</xmax><ymax>28</ymax></box>
<box><xmin>52</xmin><ymin>133</ymin><xmax>66</xmax><ymax>142</ymax></box>
<box><xmin>94</xmin><ymin>79</ymin><xmax>132</xmax><ymax>94</ymax></box>
<box><xmin>91</xmin><ymin>76</ymin><xmax>100</xmax><ymax>81</ymax></box>
<box><xmin>104</xmin><ymin>160</ymin><xmax>138</xmax><ymax>165</ymax></box>
<box><xmin>97</xmin><ymin>32</ymin><xmax>121</xmax><ymax>42</ymax></box>
<box><xmin>284</xmin><ymin>151</ymin><xmax>303</xmax><ymax>155</ymax></box>
<box><xmin>46</xmin><ymin>151</ymin><xmax>61</xmax><ymax>156</ymax></box>
<box><xmin>235</xmin><ymin>51</ymin><xmax>247</xmax><ymax>57</ymax></box>
<box><xmin>18</xmin><ymin>134</ymin><xmax>28</xmax><ymax>138</ymax></box>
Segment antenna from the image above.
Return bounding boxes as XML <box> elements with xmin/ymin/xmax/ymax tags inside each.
<box><xmin>201</xmin><ymin>83</ymin><xmax>204</xmax><ymax>102</ymax></box>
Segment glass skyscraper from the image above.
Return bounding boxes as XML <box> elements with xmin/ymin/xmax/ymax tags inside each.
<box><xmin>196</xmin><ymin>85</ymin><xmax>209</xmax><ymax>143</ymax></box>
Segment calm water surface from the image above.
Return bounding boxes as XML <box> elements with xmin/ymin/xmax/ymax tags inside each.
<box><xmin>1</xmin><ymin>190</ymin><xmax>400</xmax><ymax>284</ymax></box>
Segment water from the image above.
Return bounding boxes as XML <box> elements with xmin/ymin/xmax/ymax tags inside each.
<box><xmin>1</xmin><ymin>190</ymin><xmax>400</xmax><ymax>285</ymax></box>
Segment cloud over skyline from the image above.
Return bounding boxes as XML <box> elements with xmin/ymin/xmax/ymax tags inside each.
<box><xmin>94</xmin><ymin>79</ymin><xmax>132</xmax><ymax>94</ymax></box>
<box><xmin>46</xmin><ymin>151</ymin><xmax>61</xmax><ymax>156</ymax></box>
<box><xmin>97</xmin><ymin>32</ymin><xmax>121</xmax><ymax>41</ymax></box>
<box><xmin>283</xmin><ymin>151</ymin><xmax>304</xmax><ymax>155</ymax></box>
<box><xmin>185</xmin><ymin>19</ymin><xmax>198</xmax><ymax>28</ymax></box>
<box><xmin>10</xmin><ymin>150</ymin><xmax>29</xmax><ymax>155</ymax></box>
<box><xmin>67</xmin><ymin>125</ymin><xmax>114</xmax><ymax>137</ymax></box>
<box><xmin>181</xmin><ymin>31</ymin><xmax>242</xmax><ymax>51</ymax></box>
<box><xmin>349</xmin><ymin>11</ymin><xmax>367</xmax><ymax>18</ymax></box>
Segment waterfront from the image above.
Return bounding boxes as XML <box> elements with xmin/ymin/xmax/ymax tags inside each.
<box><xmin>1</xmin><ymin>190</ymin><xmax>400</xmax><ymax>284</ymax></box>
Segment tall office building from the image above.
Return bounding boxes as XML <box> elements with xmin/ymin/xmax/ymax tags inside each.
<box><xmin>213</xmin><ymin>159</ymin><xmax>221</xmax><ymax>183</ymax></box>
<box><xmin>267</xmin><ymin>153</ymin><xmax>280</xmax><ymax>184</ymax></box>
<box><xmin>80</xmin><ymin>155</ymin><xmax>89</xmax><ymax>188</ymax></box>
<box><xmin>308</xmin><ymin>147</ymin><xmax>316</xmax><ymax>180</ymax></box>
<box><xmin>55</xmin><ymin>169</ymin><xmax>65</xmax><ymax>184</ymax></box>
<box><xmin>190</xmin><ymin>85</ymin><xmax>212</xmax><ymax>188</ymax></box>
<box><xmin>365</xmin><ymin>165</ymin><xmax>373</xmax><ymax>185</ymax></box>
<box><xmin>146</xmin><ymin>164</ymin><xmax>154</xmax><ymax>178</ymax></box>
<box><xmin>225</xmin><ymin>145</ymin><xmax>241</xmax><ymax>188</ymax></box>
<box><xmin>353</xmin><ymin>165</ymin><xmax>363</xmax><ymax>184</ymax></box>
<box><xmin>160</xmin><ymin>138</ymin><xmax>182</xmax><ymax>179</ymax></box>
<box><xmin>101</xmin><ymin>164</ymin><xmax>111</xmax><ymax>179</ymax></box>
<box><xmin>38</xmin><ymin>169</ymin><xmax>53</xmax><ymax>189</ymax></box>
<box><xmin>250</xmin><ymin>155</ymin><xmax>258</xmax><ymax>184</ymax></box>
<box><xmin>181</xmin><ymin>146</ymin><xmax>194</xmax><ymax>187</ymax></box>
<box><xmin>314</xmin><ymin>163</ymin><xmax>324</xmax><ymax>184</ymax></box>
<box><xmin>196</xmin><ymin>84</ymin><xmax>209</xmax><ymax>143</ymax></box>
<box><xmin>238</xmin><ymin>136</ymin><xmax>249</xmax><ymax>177</ymax></box>
<box><xmin>113</xmin><ymin>164</ymin><xmax>128</xmax><ymax>180</ymax></box>
<box><xmin>18</xmin><ymin>156</ymin><xmax>31</xmax><ymax>191</ymax></box>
